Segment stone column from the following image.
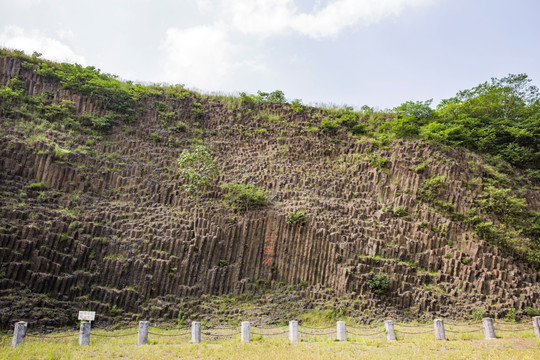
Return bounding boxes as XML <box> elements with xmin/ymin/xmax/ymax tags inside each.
<box><xmin>79</xmin><ymin>321</ymin><xmax>91</xmax><ymax>346</ymax></box>
<box><xmin>11</xmin><ymin>321</ymin><xmax>27</xmax><ymax>347</ymax></box>
<box><xmin>138</xmin><ymin>321</ymin><xmax>149</xmax><ymax>345</ymax></box>
<box><xmin>191</xmin><ymin>321</ymin><xmax>201</xmax><ymax>343</ymax></box>
<box><xmin>289</xmin><ymin>320</ymin><xmax>298</xmax><ymax>344</ymax></box>
<box><xmin>482</xmin><ymin>318</ymin><xmax>496</xmax><ymax>339</ymax></box>
<box><xmin>241</xmin><ymin>321</ymin><xmax>251</xmax><ymax>343</ymax></box>
<box><xmin>532</xmin><ymin>316</ymin><xmax>540</xmax><ymax>338</ymax></box>
<box><xmin>337</xmin><ymin>321</ymin><xmax>347</xmax><ymax>341</ymax></box>
<box><xmin>434</xmin><ymin>319</ymin><xmax>445</xmax><ymax>340</ymax></box>
<box><xmin>384</xmin><ymin>320</ymin><xmax>396</xmax><ymax>341</ymax></box>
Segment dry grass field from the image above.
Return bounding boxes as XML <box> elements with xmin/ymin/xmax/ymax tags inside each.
<box><xmin>1</xmin><ymin>323</ymin><xmax>538</xmax><ymax>360</ymax></box>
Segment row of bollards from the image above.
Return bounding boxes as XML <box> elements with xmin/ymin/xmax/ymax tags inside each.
<box><xmin>12</xmin><ymin>316</ymin><xmax>540</xmax><ymax>347</ymax></box>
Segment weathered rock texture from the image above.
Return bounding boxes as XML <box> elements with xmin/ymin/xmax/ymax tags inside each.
<box><xmin>0</xmin><ymin>56</ymin><xmax>539</xmax><ymax>329</ymax></box>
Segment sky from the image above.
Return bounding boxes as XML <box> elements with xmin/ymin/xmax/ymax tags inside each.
<box><xmin>1</xmin><ymin>0</ymin><xmax>539</xmax><ymax>109</ymax></box>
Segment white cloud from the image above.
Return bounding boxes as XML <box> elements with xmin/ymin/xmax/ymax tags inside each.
<box><xmin>221</xmin><ymin>0</ymin><xmax>432</xmax><ymax>38</ymax></box>
<box><xmin>0</xmin><ymin>25</ymin><xmax>85</xmax><ymax>64</ymax></box>
<box><xmin>162</xmin><ymin>24</ymin><xmax>260</xmax><ymax>89</ymax></box>
<box><xmin>161</xmin><ymin>0</ymin><xmax>432</xmax><ymax>89</ymax></box>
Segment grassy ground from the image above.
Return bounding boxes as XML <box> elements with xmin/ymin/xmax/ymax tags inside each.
<box><xmin>1</xmin><ymin>324</ymin><xmax>538</xmax><ymax>360</ymax></box>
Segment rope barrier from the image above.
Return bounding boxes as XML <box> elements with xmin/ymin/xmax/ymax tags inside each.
<box><xmin>445</xmin><ymin>327</ymin><xmax>484</xmax><ymax>334</ymax></box>
<box><xmin>494</xmin><ymin>327</ymin><xmax>531</xmax><ymax>332</ymax></box>
<box><xmin>394</xmin><ymin>323</ymin><xmax>431</xmax><ymax>328</ymax></box>
<box><xmin>347</xmin><ymin>329</ymin><xmax>386</xmax><ymax>337</ymax></box>
<box><xmin>26</xmin><ymin>332</ymin><xmax>78</xmax><ymax>339</ymax></box>
<box><xmin>92</xmin><ymin>331</ymin><xmax>139</xmax><ymax>338</ymax></box>
<box><xmin>251</xmin><ymin>329</ymin><xmax>289</xmax><ymax>336</ymax></box>
<box><xmin>444</xmin><ymin>320</ymin><xmax>482</xmax><ymax>326</ymax></box>
<box><xmin>395</xmin><ymin>328</ymin><xmax>433</xmax><ymax>335</ymax></box>
<box><xmin>347</xmin><ymin>324</ymin><xmax>380</xmax><ymax>330</ymax></box>
<box><xmin>298</xmin><ymin>329</ymin><xmax>335</xmax><ymax>336</ymax></box>
<box><xmin>147</xmin><ymin>330</ymin><xmax>191</xmax><ymax>337</ymax></box>
<box><xmin>299</xmin><ymin>324</ymin><xmax>334</xmax><ymax>330</ymax></box>
<box><xmin>202</xmin><ymin>331</ymin><xmax>237</xmax><ymax>339</ymax></box>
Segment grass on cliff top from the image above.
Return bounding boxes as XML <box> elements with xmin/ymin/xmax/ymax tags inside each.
<box><xmin>1</xmin><ymin>326</ymin><xmax>538</xmax><ymax>360</ymax></box>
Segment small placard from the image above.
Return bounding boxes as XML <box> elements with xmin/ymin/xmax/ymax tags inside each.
<box><xmin>78</xmin><ymin>311</ymin><xmax>96</xmax><ymax>321</ymax></box>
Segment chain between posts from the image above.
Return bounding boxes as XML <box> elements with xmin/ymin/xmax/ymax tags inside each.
<box><xmin>347</xmin><ymin>329</ymin><xmax>386</xmax><ymax>337</ymax></box>
<box><xmin>26</xmin><ymin>332</ymin><xmax>78</xmax><ymax>339</ymax></box>
<box><xmin>251</xmin><ymin>329</ymin><xmax>289</xmax><ymax>336</ymax></box>
<box><xmin>147</xmin><ymin>330</ymin><xmax>191</xmax><ymax>337</ymax></box>
<box><xmin>395</xmin><ymin>328</ymin><xmax>434</xmax><ymax>335</ymax></box>
<box><xmin>298</xmin><ymin>329</ymin><xmax>336</xmax><ymax>336</ymax></box>
<box><xmin>445</xmin><ymin>327</ymin><xmax>484</xmax><ymax>334</ymax></box>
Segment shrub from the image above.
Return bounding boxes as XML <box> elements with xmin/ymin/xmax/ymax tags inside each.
<box><xmin>369</xmin><ymin>155</ymin><xmax>388</xmax><ymax>170</ymax></box>
<box><xmin>287</xmin><ymin>211</ymin><xmax>306</xmax><ymax>226</ymax></box>
<box><xmin>174</xmin><ymin>120</ymin><xmax>187</xmax><ymax>133</ymax></box>
<box><xmin>218</xmin><ymin>260</ymin><xmax>228</xmax><ymax>267</ymax></box>
<box><xmin>29</xmin><ymin>181</ymin><xmax>49</xmax><ymax>191</ymax></box>
<box><xmin>393</xmin><ymin>206</ymin><xmax>408</xmax><ymax>218</ymax></box>
<box><xmin>368</xmin><ymin>273</ymin><xmax>390</xmax><ymax>294</ymax></box>
<box><xmin>222</xmin><ymin>182</ymin><xmax>268</xmax><ymax>212</ymax></box>
<box><xmin>523</xmin><ymin>307</ymin><xmax>539</xmax><ymax>317</ymax></box>
<box><xmin>290</xmin><ymin>99</ymin><xmax>303</xmax><ymax>113</ymax></box>
<box><xmin>150</xmin><ymin>132</ymin><xmax>162</xmax><ymax>143</ymax></box>
<box><xmin>471</xmin><ymin>308</ymin><xmax>484</xmax><ymax>321</ymax></box>
<box><xmin>320</xmin><ymin>118</ymin><xmax>338</xmax><ymax>135</ymax></box>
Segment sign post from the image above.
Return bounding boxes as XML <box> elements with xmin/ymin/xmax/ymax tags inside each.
<box><xmin>78</xmin><ymin>311</ymin><xmax>95</xmax><ymax>346</ymax></box>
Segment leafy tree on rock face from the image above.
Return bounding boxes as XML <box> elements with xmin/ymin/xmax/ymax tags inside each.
<box><xmin>432</xmin><ymin>73</ymin><xmax>540</xmax><ymax>168</ymax></box>
<box><xmin>178</xmin><ymin>145</ymin><xmax>219</xmax><ymax>234</ymax></box>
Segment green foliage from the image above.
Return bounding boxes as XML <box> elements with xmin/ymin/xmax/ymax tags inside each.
<box><xmin>29</xmin><ymin>181</ymin><xmax>49</xmax><ymax>191</ymax></box>
<box><xmin>393</xmin><ymin>206</ymin><xmax>408</xmax><ymax>218</ymax></box>
<box><xmin>90</xmin><ymin>114</ymin><xmax>115</xmax><ymax>133</ymax></box>
<box><xmin>222</xmin><ymin>182</ymin><xmax>268</xmax><ymax>212</ymax></box>
<box><xmin>290</xmin><ymin>99</ymin><xmax>303</xmax><ymax>113</ymax></box>
<box><xmin>368</xmin><ymin>273</ymin><xmax>390</xmax><ymax>294</ymax></box>
<box><xmin>470</xmin><ymin>308</ymin><xmax>484</xmax><ymax>321</ymax></box>
<box><xmin>218</xmin><ymin>260</ymin><xmax>228</xmax><ymax>267</ymax></box>
<box><xmin>417</xmin><ymin>176</ymin><xmax>446</xmax><ymax>203</ymax></box>
<box><xmin>257</xmin><ymin>90</ymin><xmax>287</xmax><ymax>103</ymax></box>
<box><xmin>191</xmin><ymin>102</ymin><xmax>205</xmax><ymax>119</ymax></box>
<box><xmin>178</xmin><ymin>145</ymin><xmax>219</xmax><ymax>198</ymax></box>
<box><xmin>173</xmin><ymin>120</ymin><xmax>187</xmax><ymax>133</ymax></box>
<box><xmin>287</xmin><ymin>211</ymin><xmax>306</xmax><ymax>226</ymax></box>
<box><xmin>320</xmin><ymin>118</ymin><xmax>338</xmax><ymax>135</ymax></box>
<box><xmin>150</xmin><ymin>132</ymin><xmax>162</xmax><ymax>143</ymax></box>
<box><xmin>369</xmin><ymin>155</ymin><xmax>388</xmax><ymax>170</ymax></box>
<box><xmin>523</xmin><ymin>306</ymin><xmax>539</xmax><ymax>317</ymax></box>
<box><xmin>477</xmin><ymin>186</ymin><xmax>527</xmax><ymax>225</ymax></box>
<box><xmin>153</xmin><ymin>101</ymin><xmax>168</xmax><ymax>113</ymax></box>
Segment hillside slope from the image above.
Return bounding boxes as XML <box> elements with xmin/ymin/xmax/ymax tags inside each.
<box><xmin>0</xmin><ymin>53</ymin><xmax>539</xmax><ymax>329</ymax></box>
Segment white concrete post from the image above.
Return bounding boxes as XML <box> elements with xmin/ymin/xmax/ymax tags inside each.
<box><xmin>191</xmin><ymin>321</ymin><xmax>201</xmax><ymax>343</ymax></box>
<box><xmin>337</xmin><ymin>321</ymin><xmax>347</xmax><ymax>341</ymax></box>
<box><xmin>241</xmin><ymin>321</ymin><xmax>251</xmax><ymax>343</ymax></box>
<box><xmin>384</xmin><ymin>320</ymin><xmax>396</xmax><ymax>341</ymax></box>
<box><xmin>11</xmin><ymin>321</ymin><xmax>27</xmax><ymax>347</ymax></box>
<box><xmin>482</xmin><ymin>318</ymin><xmax>496</xmax><ymax>339</ymax></box>
<box><xmin>79</xmin><ymin>321</ymin><xmax>91</xmax><ymax>346</ymax></box>
<box><xmin>289</xmin><ymin>320</ymin><xmax>298</xmax><ymax>344</ymax></box>
<box><xmin>532</xmin><ymin>316</ymin><xmax>540</xmax><ymax>338</ymax></box>
<box><xmin>434</xmin><ymin>319</ymin><xmax>445</xmax><ymax>340</ymax></box>
<box><xmin>138</xmin><ymin>321</ymin><xmax>149</xmax><ymax>345</ymax></box>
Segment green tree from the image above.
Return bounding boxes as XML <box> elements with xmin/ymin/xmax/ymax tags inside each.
<box><xmin>178</xmin><ymin>145</ymin><xmax>219</xmax><ymax>234</ymax></box>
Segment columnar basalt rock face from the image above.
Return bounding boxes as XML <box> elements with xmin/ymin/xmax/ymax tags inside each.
<box><xmin>0</xmin><ymin>56</ymin><xmax>539</xmax><ymax>329</ymax></box>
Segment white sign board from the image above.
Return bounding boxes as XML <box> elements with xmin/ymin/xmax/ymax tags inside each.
<box><xmin>78</xmin><ymin>311</ymin><xmax>96</xmax><ymax>321</ymax></box>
